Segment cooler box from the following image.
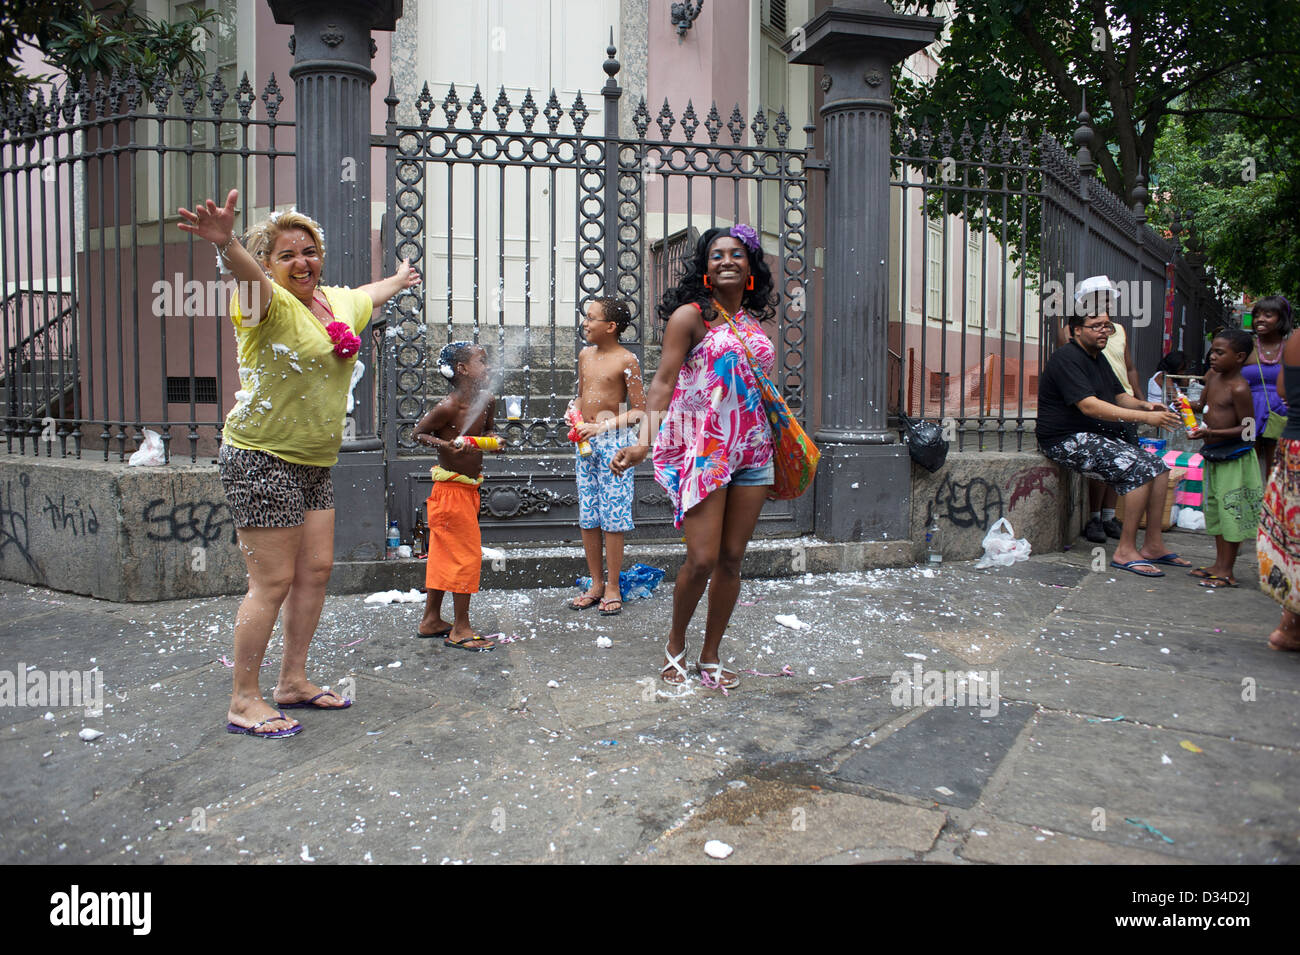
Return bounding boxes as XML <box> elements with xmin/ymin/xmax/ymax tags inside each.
<box><xmin>1162</xmin><ymin>449</ymin><xmax>1204</xmax><ymax>512</ymax></box>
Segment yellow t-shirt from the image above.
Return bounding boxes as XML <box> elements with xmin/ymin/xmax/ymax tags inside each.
<box><xmin>1101</xmin><ymin>322</ymin><xmax>1134</xmax><ymax>397</ymax></box>
<box><xmin>222</xmin><ymin>282</ymin><xmax>373</xmax><ymax>467</ymax></box>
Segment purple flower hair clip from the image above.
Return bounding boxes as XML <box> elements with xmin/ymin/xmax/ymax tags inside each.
<box><xmin>730</xmin><ymin>223</ymin><xmax>760</xmax><ymax>253</ymax></box>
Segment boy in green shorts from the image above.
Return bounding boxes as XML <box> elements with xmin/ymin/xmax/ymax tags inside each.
<box><xmin>1189</xmin><ymin>329</ymin><xmax>1265</xmax><ymax>588</ymax></box>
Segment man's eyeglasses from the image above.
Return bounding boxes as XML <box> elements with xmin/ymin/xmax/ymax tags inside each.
<box><xmin>1081</xmin><ymin>321</ymin><xmax>1115</xmax><ymax>332</ymax></box>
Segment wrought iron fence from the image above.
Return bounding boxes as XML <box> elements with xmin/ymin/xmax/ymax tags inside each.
<box><xmin>380</xmin><ymin>55</ymin><xmax>811</xmax><ymax>458</ymax></box>
<box><xmin>377</xmin><ymin>45</ymin><xmax>814</xmax><ymax>540</ymax></box>
<box><xmin>0</xmin><ymin>66</ymin><xmax>293</xmax><ymax>461</ymax></box>
<box><xmin>890</xmin><ymin>115</ymin><xmax>1224</xmax><ymax>451</ymax></box>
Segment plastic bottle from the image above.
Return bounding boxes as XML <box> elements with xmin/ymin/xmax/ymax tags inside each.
<box><xmin>925</xmin><ymin>520</ymin><xmax>942</xmax><ymax>565</ymax></box>
<box><xmin>565</xmin><ymin>407</ymin><xmax>593</xmax><ymax>457</ymax></box>
<box><xmin>1173</xmin><ymin>390</ymin><xmax>1199</xmax><ymax>433</ymax></box>
<box><xmin>386</xmin><ymin>521</ymin><xmax>400</xmax><ymax>560</ymax></box>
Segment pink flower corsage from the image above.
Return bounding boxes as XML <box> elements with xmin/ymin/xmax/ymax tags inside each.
<box><xmin>325</xmin><ymin>321</ymin><xmax>361</xmax><ymax>358</ymax></box>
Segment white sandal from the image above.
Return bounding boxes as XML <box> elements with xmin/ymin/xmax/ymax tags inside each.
<box><xmin>661</xmin><ymin>643</ymin><xmax>690</xmax><ymax>684</ymax></box>
<box><xmin>697</xmin><ymin>661</ymin><xmax>739</xmax><ymax>689</ymax></box>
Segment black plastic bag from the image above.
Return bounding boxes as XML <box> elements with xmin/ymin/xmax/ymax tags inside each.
<box><xmin>899</xmin><ymin>413</ymin><xmax>949</xmax><ymax>472</ymax></box>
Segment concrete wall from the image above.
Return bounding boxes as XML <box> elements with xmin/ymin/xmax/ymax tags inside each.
<box><xmin>909</xmin><ymin>450</ymin><xmax>1084</xmax><ymax>562</ymax></box>
<box><xmin>1</xmin><ymin>448</ymin><xmax>1089</xmax><ymax>601</ymax></box>
<box><xmin>0</xmin><ymin>457</ymin><xmax>245</xmax><ymax>602</ymax></box>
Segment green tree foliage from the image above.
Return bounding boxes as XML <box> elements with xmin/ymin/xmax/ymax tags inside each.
<box><xmin>1</xmin><ymin>0</ymin><xmax>220</xmax><ymax>97</ymax></box>
<box><xmin>1148</xmin><ymin>113</ymin><xmax>1298</xmax><ymax>298</ymax></box>
<box><xmin>894</xmin><ymin>0</ymin><xmax>1300</xmax><ymax>207</ymax></box>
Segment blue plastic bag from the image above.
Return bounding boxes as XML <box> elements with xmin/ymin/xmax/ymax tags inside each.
<box><xmin>575</xmin><ymin>562</ymin><xmax>666</xmax><ymax>600</ymax></box>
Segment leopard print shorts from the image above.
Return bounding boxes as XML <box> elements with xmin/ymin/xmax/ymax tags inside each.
<box><xmin>218</xmin><ymin>444</ymin><xmax>334</xmax><ymax>528</ymax></box>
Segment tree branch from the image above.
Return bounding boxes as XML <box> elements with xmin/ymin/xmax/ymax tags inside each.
<box><xmin>1164</xmin><ymin>107</ymin><xmax>1299</xmax><ymax>122</ymax></box>
<box><xmin>1014</xmin><ymin>9</ymin><xmax>1082</xmax><ymax>116</ymax></box>
<box><xmin>1159</xmin><ymin>50</ymin><xmax>1300</xmax><ymax>107</ymax></box>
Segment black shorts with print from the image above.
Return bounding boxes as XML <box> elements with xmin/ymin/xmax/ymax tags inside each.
<box><xmin>1039</xmin><ymin>431</ymin><xmax>1168</xmax><ymax>497</ymax></box>
<box><xmin>218</xmin><ymin>444</ymin><xmax>334</xmax><ymax>528</ymax></box>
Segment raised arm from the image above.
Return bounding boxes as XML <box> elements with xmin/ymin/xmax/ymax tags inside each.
<box><xmin>177</xmin><ymin>189</ymin><xmax>272</xmax><ymax>322</ymax></box>
<box><xmin>358</xmin><ymin>259</ymin><xmax>421</xmax><ymax>309</ymax></box>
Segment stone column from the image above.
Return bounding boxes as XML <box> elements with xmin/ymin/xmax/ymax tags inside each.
<box><xmin>268</xmin><ymin>0</ymin><xmax>402</xmax><ymax>559</ymax></box>
<box><xmin>789</xmin><ymin>0</ymin><xmax>939</xmax><ymax>542</ymax></box>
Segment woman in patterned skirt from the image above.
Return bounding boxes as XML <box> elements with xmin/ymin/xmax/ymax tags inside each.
<box><xmin>1257</xmin><ymin>315</ymin><xmax>1300</xmax><ymax>651</ymax></box>
<box><xmin>612</xmin><ymin>225</ymin><xmax>777</xmax><ymax>689</ymax></box>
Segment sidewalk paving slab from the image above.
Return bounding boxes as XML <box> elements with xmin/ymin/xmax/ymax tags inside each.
<box><xmin>2</xmin><ymin>526</ymin><xmax>1297</xmax><ymax>864</ymax></box>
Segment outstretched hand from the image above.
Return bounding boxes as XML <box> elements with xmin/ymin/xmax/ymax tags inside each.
<box><xmin>177</xmin><ymin>188</ymin><xmax>238</xmax><ymax>246</ymax></box>
<box><xmin>395</xmin><ymin>258</ymin><xmax>422</xmax><ymax>289</ymax></box>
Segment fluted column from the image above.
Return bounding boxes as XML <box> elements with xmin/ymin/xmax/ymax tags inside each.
<box><xmin>268</xmin><ymin>0</ymin><xmax>401</xmax><ymax>559</ymax></box>
<box><xmin>789</xmin><ymin>0</ymin><xmax>940</xmax><ymax>541</ymax></box>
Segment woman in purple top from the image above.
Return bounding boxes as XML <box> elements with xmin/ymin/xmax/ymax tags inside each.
<box><xmin>1242</xmin><ymin>296</ymin><xmax>1292</xmax><ymax>478</ymax></box>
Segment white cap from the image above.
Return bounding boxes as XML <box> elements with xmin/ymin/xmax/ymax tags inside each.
<box><xmin>1074</xmin><ymin>275</ymin><xmax>1118</xmax><ymax>303</ymax></box>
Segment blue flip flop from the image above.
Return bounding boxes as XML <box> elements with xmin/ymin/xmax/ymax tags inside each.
<box><xmin>278</xmin><ymin>690</ymin><xmax>353</xmax><ymax>710</ymax></box>
<box><xmin>1147</xmin><ymin>553</ymin><xmax>1191</xmax><ymax>567</ymax></box>
<box><xmin>1109</xmin><ymin>559</ymin><xmax>1165</xmax><ymax>578</ymax></box>
<box><xmin>226</xmin><ymin>711</ymin><xmax>302</xmax><ymax>739</ymax></box>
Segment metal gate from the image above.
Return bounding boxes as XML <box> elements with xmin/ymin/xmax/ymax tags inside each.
<box><xmin>889</xmin><ymin>113</ymin><xmax>1224</xmax><ymax>452</ymax></box>
<box><xmin>378</xmin><ymin>44</ymin><xmax>812</xmax><ymax>543</ymax></box>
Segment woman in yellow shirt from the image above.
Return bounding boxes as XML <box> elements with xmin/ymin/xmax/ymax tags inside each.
<box><xmin>179</xmin><ymin>189</ymin><xmax>420</xmax><ymax>739</ymax></box>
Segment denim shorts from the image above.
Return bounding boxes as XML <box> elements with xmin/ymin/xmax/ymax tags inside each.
<box><xmin>729</xmin><ymin>461</ymin><xmax>774</xmax><ymax>487</ymax></box>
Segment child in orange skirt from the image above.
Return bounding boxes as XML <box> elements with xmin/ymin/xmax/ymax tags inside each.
<box><xmin>411</xmin><ymin>341</ymin><xmax>500</xmax><ymax>651</ymax></box>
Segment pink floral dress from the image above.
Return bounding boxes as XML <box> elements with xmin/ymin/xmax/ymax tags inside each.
<box><xmin>653</xmin><ymin>305</ymin><xmax>775</xmax><ymax>526</ymax></box>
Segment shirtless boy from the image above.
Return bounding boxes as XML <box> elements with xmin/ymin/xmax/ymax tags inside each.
<box><xmin>569</xmin><ymin>298</ymin><xmax>646</xmax><ymax>615</ymax></box>
<box><xmin>1188</xmin><ymin>329</ymin><xmax>1264</xmax><ymax>588</ymax></box>
<box><xmin>412</xmin><ymin>341</ymin><xmax>499</xmax><ymax>650</ymax></box>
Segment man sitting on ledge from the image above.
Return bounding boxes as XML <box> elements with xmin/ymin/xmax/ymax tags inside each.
<box><xmin>1037</xmin><ymin>283</ymin><xmax>1188</xmax><ymax>577</ymax></box>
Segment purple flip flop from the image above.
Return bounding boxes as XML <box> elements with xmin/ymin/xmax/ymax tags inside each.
<box><xmin>226</xmin><ymin>711</ymin><xmax>302</xmax><ymax>739</ymax></box>
<box><xmin>278</xmin><ymin>690</ymin><xmax>353</xmax><ymax>710</ymax></box>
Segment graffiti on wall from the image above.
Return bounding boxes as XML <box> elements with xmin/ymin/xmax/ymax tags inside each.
<box><xmin>42</xmin><ymin>494</ymin><xmax>99</xmax><ymax>537</ymax></box>
<box><xmin>0</xmin><ymin>473</ymin><xmax>36</xmax><ymax>570</ymax></box>
<box><xmin>142</xmin><ymin>499</ymin><xmax>237</xmax><ymax>546</ymax></box>
<box><xmin>928</xmin><ymin>475</ymin><xmax>1004</xmax><ymax>530</ymax></box>
<box><xmin>1008</xmin><ymin>465</ymin><xmax>1058</xmax><ymax>511</ymax></box>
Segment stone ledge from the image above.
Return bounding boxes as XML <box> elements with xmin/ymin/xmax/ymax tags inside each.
<box><xmin>910</xmin><ymin>450</ymin><xmax>1075</xmax><ymax>561</ymax></box>
<box><xmin>1</xmin><ymin>448</ymin><xmax>1079</xmax><ymax>600</ymax></box>
<box><xmin>331</xmin><ymin>536</ymin><xmax>917</xmax><ymax>595</ymax></box>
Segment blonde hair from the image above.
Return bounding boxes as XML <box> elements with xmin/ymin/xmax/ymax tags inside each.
<box><xmin>244</xmin><ymin>209</ymin><xmax>326</xmax><ymax>263</ymax></box>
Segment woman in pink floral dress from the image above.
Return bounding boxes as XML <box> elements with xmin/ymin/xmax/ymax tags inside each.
<box><xmin>613</xmin><ymin>225</ymin><xmax>777</xmax><ymax>689</ymax></box>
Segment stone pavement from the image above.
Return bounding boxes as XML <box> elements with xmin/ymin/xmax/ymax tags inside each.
<box><xmin>1</xmin><ymin>527</ymin><xmax>1296</xmax><ymax>865</ymax></box>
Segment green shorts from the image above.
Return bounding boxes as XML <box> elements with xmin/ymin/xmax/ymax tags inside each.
<box><xmin>1202</xmin><ymin>450</ymin><xmax>1263</xmax><ymax>543</ymax></box>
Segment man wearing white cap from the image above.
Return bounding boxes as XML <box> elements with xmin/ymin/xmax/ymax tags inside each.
<box><xmin>1057</xmin><ymin>276</ymin><xmax>1145</xmax><ymax>543</ymax></box>
<box><xmin>1039</xmin><ymin>281</ymin><xmax>1188</xmax><ymax>577</ymax></box>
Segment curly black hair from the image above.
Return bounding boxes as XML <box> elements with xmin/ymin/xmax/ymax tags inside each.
<box><xmin>656</xmin><ymin>226</ymin><xmax>778</xmax><ymax>324</ymax></box>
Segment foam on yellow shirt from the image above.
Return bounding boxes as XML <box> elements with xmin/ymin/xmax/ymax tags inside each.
<box><xmin>222</xmin><ymin>282</ymin><xmax>373</xmax><ymax>467</ymax></box>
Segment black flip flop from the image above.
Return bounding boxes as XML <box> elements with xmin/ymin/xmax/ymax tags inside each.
<box><xmin>1197</xmin><ymin>575</ymin><xmax>1239</xmax><ymax>589</ymax></box>
<box><xmin>416</xmin><ymin>626</ymin><xmax>452</xmax><ymax>639</ymax></box>
<box><xmin>278</xmin><ymin>690</ymin><xmax>352</xmax><ymax>710</ymax></box>
<box><xmin>444</xmin><ymin>634</ymin><xmax>495</xmax><ymax>652</ymax></box>
<box><xmin>1110</xmin><ymin>559</ymin><xmax>1165</xmax><ymax>578</ymax></box>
